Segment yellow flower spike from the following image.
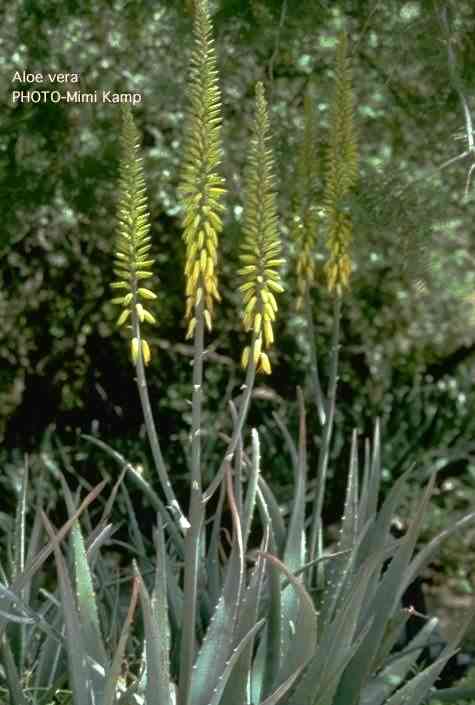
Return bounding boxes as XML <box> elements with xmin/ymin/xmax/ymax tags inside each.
<box><xmin>111</xmin><ymin>107</ymin><xmax>158</xmax><ymax>364</ymax></box>
<box><xmin>142</xmin><ymin>339</ymin><xmax>151</xmax><ymax>366</ymax></box>
<box><xmin>237</xmin><ymin>82</ymin><xmax>284</xmax><ymax>374</ymax></box>
<box><xmin>323</xmin><ymin>32</ymin><xmax>358</xmax><ymax>295</ymax></box>
<box><xmin>178</xmin><ymin>0</ymin><xmax>226</xmax><ymax>335</ymax></box>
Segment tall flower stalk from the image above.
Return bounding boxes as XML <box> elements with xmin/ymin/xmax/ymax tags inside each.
<box><xmin>302</xmin><ymin>33</ymin><xmax>358</xmax><ymax>581</ymax></box>
<box><xmin>176</xmin><ymin>1</ymin><xmax>226</xmax><ymax>703</ymax></box>
<box><xmin>204</xmin><ymin>81</ymin><xmax>284</xmax><ymax>505</ymax></box>
<box><xmin>291</xmin><ymin>89</ymin><xmax>327</xmax><ymax>425</ymax></box>
<box><xmin>110</xmin><ymin>105</ymin><xmax>190</xmax><ymax>534</ymax></box>
<box><xmin>293</xmin><ymin>90</ymin><xmax>320</xmax><ymax>313</ymax></box>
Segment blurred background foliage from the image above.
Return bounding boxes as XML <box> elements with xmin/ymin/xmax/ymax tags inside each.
<box><xmin>1</xmin><ymin>0</ymin><xmax>475</xmax><ymax>584</ymax></box>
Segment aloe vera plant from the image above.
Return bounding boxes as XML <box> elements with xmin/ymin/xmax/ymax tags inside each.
<box><xmin>1</xmin><ymin>3</ymin><xmax>475</xmax><ymax>705</ymax></box>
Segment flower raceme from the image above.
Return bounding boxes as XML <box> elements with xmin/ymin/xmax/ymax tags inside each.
<box><xmin>239</xmin><ymin>82</ymin><xmax>285</xmax><ymax>375</ymax></box>
<box><xmin>324</xmin><ymin>32</ymin><xmax>358</xmax><ymax>296</ymax></box>
<box><xmin>110</xmin><ymin>105</ymin><xmax>157</xmax><ymax>366</ymax></box>
<box><xmin>177</xmin><ymin>0</ymin><xmax>226</xmax><ymax>340</ymax></box>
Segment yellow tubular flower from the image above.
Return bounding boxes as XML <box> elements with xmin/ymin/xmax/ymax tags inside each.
<box><xmin>110</xmin><ymin>106</ymin><xmax>157</xmax><ymax>366</ymax></box>
<box><xmin>177</xmin><ymin>0</ymin><xmax>226</xmax><ymax>335</ymax></box>
<box><xmin>324</xmin><ymin>32</ymin><xmax>358</xmax><ymax>296</ymax></box>
<box><xmin>238</xmin><ymin>82</ymin><xmax>285</xmax><ymax>375</ymax></box>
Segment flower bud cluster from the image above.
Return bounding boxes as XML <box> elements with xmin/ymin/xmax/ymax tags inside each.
<box><xmin>239</xmin><ymin>83</ymin><xmax>284</xmax><ymax>375</ymax></box>
<box><xmin>110</xmin><ymin>106</ymin><xmax>157</xmax><ymax>366</ymax></box>
<box><xmin>178</xmin><ymin>0</ymin><xmax>226</xmax><ymax>339</ymax></box>
<box><xmin>324</xmin><ymin>32</ymin><xmax>358</xmax><ymax>296</ymax></box>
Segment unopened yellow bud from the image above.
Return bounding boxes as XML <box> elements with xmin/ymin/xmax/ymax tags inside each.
<box><xmin>205</xmin><ymin>258</ymin><xmax>214</xmax><ymax>278</ymax></box>
<box><xmin>142</xmin><ymin>309</ymin><xmax>157</xmax><ymax>325</ymax></box>
<box><xmin>263</xmin><ymin>318</ymin><xmax>274</xmax><ymax>346</ymax></box>
<box><xmin>136</xmin><ymin>303</ymin><xmax>145</xmax><ymax>322</ymax></box>
<box><xmin>131</xmin><ymin>337</ymin><xmax>140</xmax><ymax>364</ymax></box>
<box><xmin>241</xmin><ymin>345</ymin><xmax>250</xmax><ymax>369</ymax></box>
<box><xmin>259</xmin><ymin>352</ymin><xmax>272</xmax><ymax>374</ymax></box>
<box><xmin>117</xmin><ymin>309</ymin><xmax>131</xmax><ymax>327</ymax></box>
<box><xmin>142</xmin><ymin>339</ymin><xmax>151</xmax><ymax>365</ymax></box>
<box><xmin>267</xmin><ymin>280</ymin><xmax>284</xmax><ymax>294</ymax></box>
<box><xmin>137</xmin><ymin>288</ymin><xmax>157</xmax><ymax>300</ymax></box>
<box><xmin>253</xmin><ymin>335</ymin><xmax>262</xmax><ymax>363</ymax></box>
<box><xmin>264</xmin><ymin>303</ymin><xmax>276</xmax><ymax>321</ymax></box>
<box><xmin>186</xmin><ymin>317</ymin><xmax>197</xmax><ymax>339</ymax></box>
<box><xmin>244</xmin><ymin>296</ymin><xmax>257</xmax><ymax>316</ymax></box>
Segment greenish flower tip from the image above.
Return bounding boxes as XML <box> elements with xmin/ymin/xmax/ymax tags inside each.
<box><xmin>238</xmin><ymin>82</ymin><xmax>284</xmax><ymax>375</ymax></box>
<box><xmin>110</xmin><ymin>106</ymin><xmax>157</xmax><ymax>365</ymax></box>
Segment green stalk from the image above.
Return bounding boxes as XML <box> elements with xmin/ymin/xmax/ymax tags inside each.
<box><xmin>132</xmin><ymin>309</ymin><xmax>191</xmax><ymax>535</ymax></box>
<box><xmin>203</xmin><ymin>331</ymin><xmax>258</xmax><ymax>504</ymax></box>
<box><xmin>304</xmin><ymin>286</ymin><xmax>327</xmax><ymax>426</ymax></box>
<box><xmin>308</xmin><ymin>295</ymin><xmax>342</xmax><ymax>584</ymax></box>
<box><xmin>178</xmin><ymin>299</ymin><xmax>205</xmax><ymax>705</ymax></box>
